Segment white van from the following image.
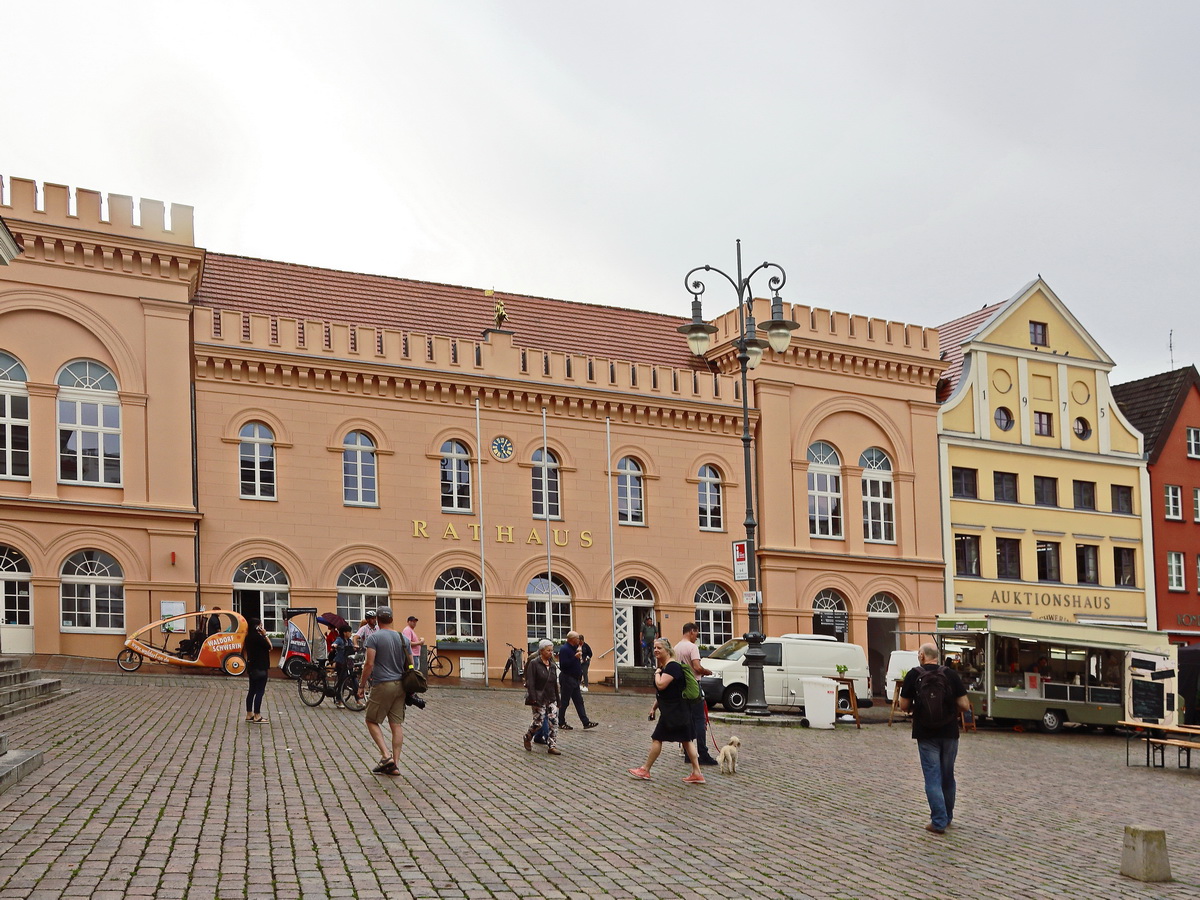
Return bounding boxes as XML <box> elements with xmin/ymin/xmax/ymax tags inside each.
<box><xmin>884</xmin><ymin>650</ymin><xmax>920</xmax><ymax>701</ymax></box>
<box><xmin>699</xmin><ymin>635</ymin><xmax>873</xmax><ymax>712</ymax></box>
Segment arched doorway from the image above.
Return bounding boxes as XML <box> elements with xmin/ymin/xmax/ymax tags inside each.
<box><xmin>866</xmin><ymin>593</ymin><xmax>900</xmax><ymax>696</ymax></box>
<box><xmin>613</xmin><ymin>577</ymin><xmax>654</xmax><ymax>666</ymax></box>
<box><xmin>812</xmin><ymin>589</ymin><xmax>848</xmax><ymax>641</ymax></box>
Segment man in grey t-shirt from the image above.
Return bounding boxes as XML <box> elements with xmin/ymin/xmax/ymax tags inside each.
<box><xmin>357</xmin><ymin>607</ymin><xmax>414</xmax><ymax>776</ymax></box>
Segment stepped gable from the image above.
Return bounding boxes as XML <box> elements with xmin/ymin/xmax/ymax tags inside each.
<box><xmin>1112</xmin><ymin>366</ymin><xmax>1200</xmax><ymax>462</ymax></box>
<box><xmin>196</xmin><ymin>253</ymin><xmax>703</xmax><ymax>370</ymax></box>
<box><xmin>936</xmin><ymin>300</ymin><xmax>1007</xmax><ymax>396</ymax></box>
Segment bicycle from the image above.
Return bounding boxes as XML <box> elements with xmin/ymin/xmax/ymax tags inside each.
<box><xmin>296</xmin><ymin>656</ymin><xmax>366</xmax><ymax>710</ymax></box>
<box><xmin>500</xmin><ymin>643</ymin><xmax>525</xmax><ymax>683</ymax></box>
<box><xmin>426</xmin><ymin>644</ymin><xmax>453</xmax><ymax>678</ymax></box>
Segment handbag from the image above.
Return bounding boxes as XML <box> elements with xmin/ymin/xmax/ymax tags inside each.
<box><xmin>402</xmin><ymin>667</ymin><xmax>428</xmax><ymax>694</ymax></box>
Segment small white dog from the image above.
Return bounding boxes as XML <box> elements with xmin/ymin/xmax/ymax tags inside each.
<box><xmin>717</xmin><ymin>736</ymin><xmax>741</xmax><ymax>775</ymax></box>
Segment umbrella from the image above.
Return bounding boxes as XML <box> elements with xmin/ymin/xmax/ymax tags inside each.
<box><xmin>317</xmin><ymin>612</ymin><xmax>349</xmax><ymax>631</ymax></box>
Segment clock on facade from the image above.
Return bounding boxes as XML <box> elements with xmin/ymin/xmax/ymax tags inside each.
<box><xmin>490</xmin><ymin>436</ymin><xmax>514</xmax><ymax>461</ymax></box>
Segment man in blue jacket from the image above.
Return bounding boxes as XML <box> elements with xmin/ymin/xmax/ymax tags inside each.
<box><xmin>558</xmin><ymin>632</ymin><xmax>599</xmax><ymax>731</ymax></box>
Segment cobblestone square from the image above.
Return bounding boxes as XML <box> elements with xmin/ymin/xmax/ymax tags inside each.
<box><xmin>0</xmin><ymin>671</ymin><xmax>1197</xmax><ymax>899</ymax></box>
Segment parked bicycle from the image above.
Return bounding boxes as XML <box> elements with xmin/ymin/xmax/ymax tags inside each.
<box><xmin>500</xmin><ymin>642</ymin><xmax>525</xmax><ymax>683</ymax></box>
<box><xmin>426</xmin><ymin>644</ymin><xmax>453</xmax><ymax>678</ymax></box>
<box><xmin>297</xmin><ymin>655</ymin><xmax>365</xmax><ymax>710</ymax></box>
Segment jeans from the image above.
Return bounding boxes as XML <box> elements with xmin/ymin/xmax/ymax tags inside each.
<box><xmin>246</xmin><ymin>668</ymin><xmax>268</xmax><ymax>714</ymax></box>
<box><xmin>558</xmin><ymin>675</ymin><xmax>590</xmax><ymax>726</ymax></box>
<box><xmin>916</xmin><ymin>738</ymin><xmax>959</xmax><ymax>830</ymax></box>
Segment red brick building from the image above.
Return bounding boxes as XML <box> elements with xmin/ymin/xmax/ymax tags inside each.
<box><xmin>1113</xmin><ymin>366</ymin><xmax>1200</xmax><ymax>643</ymax></box>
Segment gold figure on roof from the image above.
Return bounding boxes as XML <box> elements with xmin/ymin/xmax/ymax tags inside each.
<box><xmin>493</xmin><ymin>296</ymin><xmax>508</xmax><ymax>330</ymax></box>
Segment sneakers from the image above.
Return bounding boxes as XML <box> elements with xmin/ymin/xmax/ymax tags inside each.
<box><xmin>580</xmin><ymin>686</ymin><xmax>589</xmax><ymax>692</ymax></box>
<box><xmin>547</xmin><ymin>748</ymin><xmax>562</xmax><ymax>756</ymax></box>
<box><xmin>583</xmin><ymin>721</ymin><xmax>600</xmax><ymax>730</ymax></box>
<box><xmin>628</xmin><ymin>767</ymin><xmax>652</xmax><ymax>780</ymax></box>
<box><xmin>560</xmin><ymin>723</ymin><xmax>575</xmax><ymax>731</ymax></box>
<box><xmin>683</xmin><ymin>774</ymin><xmax>706</xmax><ymax>785</ymax></box>
<box><xmin>523</xmin><ymin>734</ymin><xmax>532</xmax><ymax>752</ymax></box>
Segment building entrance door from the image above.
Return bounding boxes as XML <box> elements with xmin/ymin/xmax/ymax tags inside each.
<box><xmin>0</xmin><ymin>578</ymin><xmax>33</xmax><ymax>654</ymax></box>
<box><xmin>866</xmin><ymin>593</ymin><xmax>900</xmax><ymax>696</ymax></box>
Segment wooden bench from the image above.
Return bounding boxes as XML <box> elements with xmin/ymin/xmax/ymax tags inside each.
<box><xmin>1145</xmin><ymin>737</ymin><xmax>1200</xmax><ymax>769</ymax></box>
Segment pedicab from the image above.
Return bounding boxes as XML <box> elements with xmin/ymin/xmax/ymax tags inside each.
<box><xmin>117</xmin><ymin>608</ymin><xmax>249</xmax><ymax>676</ymax></box>
<box><xmin>279</xmin><ymin>607</ymin><xmax>323</xmax><ymax>679</ymax></box>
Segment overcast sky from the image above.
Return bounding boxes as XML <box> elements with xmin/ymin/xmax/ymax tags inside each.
<box><xmin>4</xmin><ymin>1</ymin><xmax>1197</xmax><ymax>381</ymax></box>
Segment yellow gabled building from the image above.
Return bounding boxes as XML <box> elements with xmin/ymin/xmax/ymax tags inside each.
<box><xmin>937</xmin><ymin>279</ymin><xmax>1155</xmax><ymax>626</ymax></box>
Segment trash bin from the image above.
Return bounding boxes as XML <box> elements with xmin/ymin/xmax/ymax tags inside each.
<box><xmin>799</xmin><ymin>677</ymin><xmax>837</xmax><ymax>729</ymax></box>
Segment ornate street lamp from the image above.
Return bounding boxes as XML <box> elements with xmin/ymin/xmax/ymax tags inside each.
<box><xmin>678</xmin><ymin>239</ymin><xmax>798</xmax><ymax>716</ymax></box>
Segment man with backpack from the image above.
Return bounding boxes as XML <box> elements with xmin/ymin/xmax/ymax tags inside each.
<box><xmin>899</xmin><ymin>642</ymin><xmax>971</xmax><ymax>834</ymax></box>
<box><xmin>675</xmin><ymin>623</ymin><xmax>719</xmax><ymax>766</ymax></box>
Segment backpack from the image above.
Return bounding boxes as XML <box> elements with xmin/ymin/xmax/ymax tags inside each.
<box><xmin>677</xmin><ymin>660</ymin><xmax>701</xmax><ymax>702</ymax></box>
<box><xmin>914</xmin><ymin>666</ymin><xmax>957</xmax><ymax>728</ymax></box>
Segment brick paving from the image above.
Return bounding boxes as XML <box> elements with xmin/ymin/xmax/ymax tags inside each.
<box><xmin>0</xmin><ymin>665</ymin><xmax>1198</xmax><ymax>899</ymax></box>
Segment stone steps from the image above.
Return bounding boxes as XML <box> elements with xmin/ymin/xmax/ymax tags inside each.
<box><xmin>0</xmin><ymin>657</ymin><xmax>74</xmax><ymax>795</ymax></box>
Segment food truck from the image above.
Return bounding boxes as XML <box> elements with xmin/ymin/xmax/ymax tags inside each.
<box><xmin>934</xmin><ymin>615</ymin><xmax>1177</xmax><ymax>733</ymax></box>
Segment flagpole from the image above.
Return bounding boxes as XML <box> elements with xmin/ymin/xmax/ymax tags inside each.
<box><xmin>542</xmin><ymin>406</ymin><xmax>552</xmax><ymax>587</ymax></box>
<box><xmin>476</xmin><ymin>398</ymin><xmax>489</xmax><ymax>686</ymax></box>
<box><xmin>606</xmin><ymin>416</ymin><xmax>619</xmax><ymax>692</ymax></box>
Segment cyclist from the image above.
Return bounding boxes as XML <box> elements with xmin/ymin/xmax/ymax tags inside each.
<box><xmin>331</xmin><ymin>625</ymin><xmax>355</xmax><ymax>709</ymax></box>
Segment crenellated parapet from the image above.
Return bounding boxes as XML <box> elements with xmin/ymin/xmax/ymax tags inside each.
<box><xmin>194</xmin><ymin>307</ymin><xmax>748</xmax><ymax>431</ymax></box>
<box><xmin>0</xmin><ymin>176</ymin><xmax>202</xmax><ymax>296</ymax></box>
<box><xmin>706</xmin><ymin>297</ymin><xmax>946</xmax><ymax>387</ymax></box>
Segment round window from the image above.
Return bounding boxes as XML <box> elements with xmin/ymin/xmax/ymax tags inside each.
<box><xmin>1073</xmin><ymin>417</ymin><xmax>1092</xmax><ymax>440</ymax></box>
<box><xmin>994</xmin><ymin>407</ymin><xmax>1015</xmax><ymax>431</ymax></box>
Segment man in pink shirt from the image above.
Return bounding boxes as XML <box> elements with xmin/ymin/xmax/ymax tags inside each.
<box><xmin>402</xmin><ymin>616</ymin><xmax>426</xmax><ymax>672</ymax></box>
<box><xmin>675</xmin><ymin>622</ymin><xmax>718</xmax><ymax>767</ymax></box>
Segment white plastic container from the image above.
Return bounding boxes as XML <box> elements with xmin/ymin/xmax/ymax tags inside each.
<box><xmin>799</xmin><ymin>677</ymin><xmax>837</xmax><ymax>729</ymax></box>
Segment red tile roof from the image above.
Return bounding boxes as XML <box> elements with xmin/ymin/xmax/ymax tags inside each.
<box><xmin>195</xmin><ymin>253</ymin><xmax>703</xmax><ymax>370</ymax></box>
<box><xmin>1112</xmin><ymin>365</ymin><xmax>1200</xmax><ymax>463</ymax></box>
<box><xmin>936</xmin><ymin>301</ymin><xmax>1007</xmax><ymax>396</ymax></box>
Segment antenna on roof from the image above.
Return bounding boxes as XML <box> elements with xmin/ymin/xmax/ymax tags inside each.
<box><xmin>1170</xmin><ymin>329</ymin><xmax>1175</xmax><ymax>370</ymax></box>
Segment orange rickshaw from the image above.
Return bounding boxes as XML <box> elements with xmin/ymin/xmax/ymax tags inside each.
<box><xmin>117</xmin><ymin>609</ymin><xmax>249</xmax><ymax>676</ymax></box>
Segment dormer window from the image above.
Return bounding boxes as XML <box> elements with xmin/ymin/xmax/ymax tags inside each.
<box><xmin>1029</xmin><ymin>321</ymin><xmax>1048</xmax><ymax>346</ymax></box>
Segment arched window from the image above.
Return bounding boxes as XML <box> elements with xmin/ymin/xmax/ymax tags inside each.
<box><xmin>337</xmin><ymin>563</ymin><xmax>390</xmax><ymax>624</ymax></box>
<box><xmin>526</xmin><ymin>574</ymin><xmax>571</xmax><ymax>641</ymax></box>
<box><xmin>866</xmin><ymin>593</ymin><xmax>899</xmax><ymax>616</ymax></box>
<box><xmin>238</xmin><ymin>422</ymin><xmax>276</xmax><ymax>500</ymax></box>
<box><xmin>617</xmin><ymin>456</ymin><xmax>644</xmax><ymax>524</ymax></box>
<box><xmin>232</xmin><ymin>558</ymin><xmax>289</xmax><ymax>633</ymax></box>
<box><xmin>343</xmin><ymin>431</ymin><xmax>377</xmax><ymax>506</ymax></box>
<box><xmin>440</xmin><ymin>440</ymin><xmax>472</xmax><ymax>512</ymax></box>
<box><xmin>0</xmin><ymin>545</ymin><xmax>32</xmax><ymax>626</ymax></box>
<box><xmin>532</xmin><ymin>449</ymin><xmax>560</xmax><ymax>519</ymax></box>
<box><xmin>860</xmin><ymin>448</ymin><xmax>895</xmax><ymax>543</ymax></box>
<box><xmin>614</xmin><ymin>577</ymin><xmax>654</xmax><ymax>605</ymax></box>
<box><xmin>694</xmin><ymin>582</ymin><xmax>733</xmax><ymax>648</ymax></box>
<box><xmin>812</xmin><ymin>588</ymin><xmax>848</xmax><ymax>641</ymax></box>
<box><xmin>807</xmin><ymin>441</ymin><xmax>842</xmax><ymax>538</ymax></box>
<box><xmin>0</xmin><ymin>352</ymin><xmax>30</xmax><ymax>480</ymax></box>
<box><xmin>697</xmin><ymin>464</ymin><xmax>723</xmax><ymax>531</ymax></box>
<box><xmin>61</xmin><ymin>550</ymin><xmax>124</xmax><ymax>633</ymax></box>
<box><xmin>57</xmin><ymin>360</ymin><xmax>121</xmax><ymax>485</ymax></box>
<box><xmin>435</xmin><ymin>568</ymin><xmax>483</xmax><ymax>642</ymax></box>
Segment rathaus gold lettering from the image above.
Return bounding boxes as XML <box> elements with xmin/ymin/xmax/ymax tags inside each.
<box><xmin>411</xmin><ymin>520</ymin><xmax>593</xmax><ymax>549</ymax></box>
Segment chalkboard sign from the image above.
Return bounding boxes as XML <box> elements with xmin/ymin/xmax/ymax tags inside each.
<box><xmin>1131</xmin><ymin>678</ymin><xmax>1165</xmax><ymax>720</ymax></box>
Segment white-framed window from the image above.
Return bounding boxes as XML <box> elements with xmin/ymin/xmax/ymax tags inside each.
<box><xmin>60</xmin><ymin>549</ymin><xmax>124</xmax><ymax>633</ymax></box>
<box><xmin>342</xmin><ymin>431</ymin><xmax>378</xmax><ymax>506</ymax></box>
<box><xmin>1167</xmin><ymin>551</ymin><xmax>1186</xmax><ymax>591</ymax></box>
<box><xmin>807</xmin><ymin>441</ymin><xmax>843</xmax><ymax>538</ymax></box>
<box><xmin>866</xmin><ymin>593</ymin><xmax>899</xmax><ymax>617</ymax></box>
<box><xmin>435</xmin><ymin>568</ymin><xmax>483</xmax><ymax>642</ymax></box>
<box><xmin>526</xmin><ymin>574</ymin><xmax>571</xmax><ymax>641</ymax></box>
<box><xmin>56</xmin><ymin>360</ymin><xmax>121</xmax><ymax>485</ymax></box>
<box><xmin>1165</xmin><ymin>484</ymin><xmax>1183</xmax><ymax>520</ymax></box>
<box><xmin>694</xmin><ymin>581</ymin><xmax>733</xmax><ymax>647</ymax></box>
<box><xmin>860</xmin><ymin>448</ymin><xmax>895</xmax><ymax>543</ymax></box>
<box><xmin>813</xmin><ymin>588</ymin><xmax>849</xmax><ymax>639</ymax></box>
<box><xmin>0</xmin><ymin>352</ymin><xmax>30</xmax><ymax>481</ymax></box>
<box><xmin>1194</xmin><ymin>487</ymin><xmax>1200</xmax><ymax>523</ymax></box>
<box><xmin>238</xmin><ymin>422</ymin><xmax>276</xmax><ymax>499</ymax></box>
<box><xmin>697</xmin><ymin>464</ymin><xmax>723</xmax><ymax>531</ymax></box>
<box><xmin>0</xmin><ymin>545</ymin><xmax>32</xmax><ymax>626</ymax></box>
<box><xmin>1196</xmin><ymin>555</ymin><xmax>1200</xmax><ymax>592</ymax></box>
<box><xmin>336</xmin><ymin>563</ymin><xmax>389</xmax><ymax>625</ymax></box>
<box><xmin>232</xmin><ymin>558</ymin><xmax>289</xmax><ymax>634</ymax></box>
<box><xmin>532</xmin><ymin>449</ymin><xmax>561</xmax><ymax>519</ymax></box>
<box><xmin>617</xmin><ymin>456</ymin><xmax>644</xmax><ymax>524</ymax></box>
<box><xmin>1188</xmin><ymin>427</ymin><xmax>1200</xmax><ymax>458</ymax></box>
<box><xmin>615</xmin><ymin>577</ymin><xmax>654</xmax><ymax>607</ymax></box>
<box><xmin>440</xmin><ymin>440</ymin><xmax>472</xmax><ymax>512</ymax></box>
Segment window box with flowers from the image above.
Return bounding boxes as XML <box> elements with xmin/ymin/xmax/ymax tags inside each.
<box><xmin>436</xmin><ymin>638</ymin><xmax>485</xmax><ymax>652</ymax></box>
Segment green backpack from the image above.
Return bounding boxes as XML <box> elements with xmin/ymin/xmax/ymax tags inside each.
<box><xmin>677</xmin><ymin>660</ymin><xmax>701</xmax><ymax>702</ymax></box>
